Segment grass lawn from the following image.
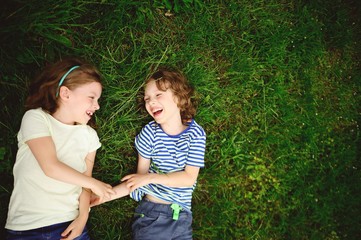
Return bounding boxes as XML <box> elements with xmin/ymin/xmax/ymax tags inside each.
<box><xmin>1</xmin><ymin>0</ymin><xmax>360</xmax><ymax>239</ymax></box>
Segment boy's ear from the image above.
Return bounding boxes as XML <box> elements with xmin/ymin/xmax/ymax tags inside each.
<box><xmin>173</xmin><ymin>95</ymin><xmax>180</xmax><ymax>105</ymax></box>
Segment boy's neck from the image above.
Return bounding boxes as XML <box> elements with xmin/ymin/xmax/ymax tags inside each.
<box><xmin>161</xmin><ymin>121</ymin><xmax>188</xmax><ymax>136</ymax></box>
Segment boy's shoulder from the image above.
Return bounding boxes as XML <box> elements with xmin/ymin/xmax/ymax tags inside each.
<box><xmin>143</xmin><ymin>120</ymin><xmax>157</xmax><ymax>129</ymax></box>
<box><xmin>138</xmin><ymin>121</ymin><xmax>158</xmax><ymax>135</ymax></box>
<box><xmin>187</xmin><ymin>119</ymin><xmax>206</xmax><ymax>137</ymax></box>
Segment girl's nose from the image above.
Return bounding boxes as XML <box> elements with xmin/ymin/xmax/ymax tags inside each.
<box><xmin>94</xmin><ymin>101</ymin><xmax>100</xmax><ymax>110</ymax></box>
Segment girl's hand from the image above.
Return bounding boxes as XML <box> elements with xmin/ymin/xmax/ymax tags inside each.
<box><xmin>89</xmin><ymin>192</ymin><xmax>103</xmax><ymax>207</ymax></box>
<box><xmin>61</xmin><ymin>216</ymin><xmax>87</xmax><ymax>240</ymax></box>
<box><xmin>90</xmin><ymin>179</ymin><xmax>115</xmax><ymax>203</ymax></box>
<box><xmin>90</xmin><ymin>182</ymin><xmax>131</xmax><ymax>207</ymax></box>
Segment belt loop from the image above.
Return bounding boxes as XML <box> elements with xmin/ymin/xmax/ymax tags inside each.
<box><xmin>170</xmin><ymin>203</ymin><xmax>182</xmax><ymax>220</ymax></box>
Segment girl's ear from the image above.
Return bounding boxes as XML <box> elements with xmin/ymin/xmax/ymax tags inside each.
<box><xmin>59</xmin><ymin>86</ymin><xmax>70</xmax><ymax>99</ymax></box>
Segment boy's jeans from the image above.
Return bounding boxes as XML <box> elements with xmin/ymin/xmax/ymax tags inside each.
<box><xmin>132</xmin><ymin>199</ymin><xmax>193</xmax><ymax>240</ymax></box>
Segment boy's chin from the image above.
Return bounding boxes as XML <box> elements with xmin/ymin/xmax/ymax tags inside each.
<box><xmin>153</xmin><ymin>118</ymin><xmax>163</xmax><ymax>124</ymax></box>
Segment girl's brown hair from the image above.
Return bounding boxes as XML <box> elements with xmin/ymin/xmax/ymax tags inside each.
<box><xmin>26</xmin><ymin>57</ymin><xmax>101</xmax><ymax>112</ymax></box>
<box><xmin>25</xmin><ymin>57</ymin><xmax>102</xmax><ymax>127</ymax></box>
<box><xmin>144</xmin><ymin>67</ymin><xmax>197</xmax><ymax>124</ymax></box>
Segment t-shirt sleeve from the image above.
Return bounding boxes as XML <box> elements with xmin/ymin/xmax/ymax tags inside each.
<box><xmin>87</xmin><ymin>126</ymin><xmax>101</xmax><ymax>153</ymax></box>
<box><xmin>18</xmin><ymin>109</ymin><xmax>51</xmax><ymax>143</ymax></box>
<box><xmin>187</xmin><ymin>134</ymin><xmax>206</xmax><ymax>168</ymax></box>
<box><xmin>134</xmin><ymin>123</ymin><xmax>154</xmax><ymax>160</ymax></box>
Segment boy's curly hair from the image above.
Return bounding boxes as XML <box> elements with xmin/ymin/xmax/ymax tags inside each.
<box><xmin>142</xmin><ymin>67</ymin><xmax>197</xmax><ymax>124</ymax></box>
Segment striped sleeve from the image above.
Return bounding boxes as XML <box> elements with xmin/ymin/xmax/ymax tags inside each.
<box><xmin>187</xmin><ymin>135</ymin><xmax>206</xmax><ymax>167</ymax></box>
<box><xmin>134</xmin><ymin>122</ymin><xmax>154</xmax><ymax>160</ymax></box>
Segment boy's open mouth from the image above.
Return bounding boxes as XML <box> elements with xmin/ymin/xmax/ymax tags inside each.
<box><xmin>153</xmin><ymin>109</ymin><xmax>163</xmax><ymax>117</ymax></box>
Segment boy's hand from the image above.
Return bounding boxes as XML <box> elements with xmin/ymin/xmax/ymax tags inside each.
<box><xmin>121</xmin><ymin>173</ymin><xmax>152</xmax><ymax>192</ymax></box>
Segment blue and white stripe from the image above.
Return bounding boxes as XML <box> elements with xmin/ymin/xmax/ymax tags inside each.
<box><xmin>130</xmin><ymin>119</ymin><xmax>206</xmax><ymax>211</ymax></box>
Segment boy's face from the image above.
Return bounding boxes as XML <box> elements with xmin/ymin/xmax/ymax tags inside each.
<box><xmin>144</xmin><ymin>80</ymin><xmax>181</xmax><ymax>125</ymax></box>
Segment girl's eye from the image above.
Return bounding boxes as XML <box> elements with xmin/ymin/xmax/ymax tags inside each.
<box><xmin>156</xmin><ymin>93</ymin><xmax>162</xmax><ymax>97</ymax></box>
<box><xmin>144</xmin><ymin>98</ymin><xmax>150</xmax><ymax>102</ymax></box>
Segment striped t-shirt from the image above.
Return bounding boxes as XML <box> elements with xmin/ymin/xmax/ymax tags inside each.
<box><xmin>130</xmin><ymin>119</ymin><xmax>206</xmax><ymax>211</ymax></box>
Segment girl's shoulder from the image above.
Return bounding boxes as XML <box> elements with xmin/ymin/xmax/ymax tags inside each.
<box><xmin>24</xmin><ymin>107</ymin><xmax>46</xmax><ymax>115</ymax></box>
<box><xmin>22</xmin><ymin>108</ymin><xmax>50</xmax><ymax>122</ymax></box>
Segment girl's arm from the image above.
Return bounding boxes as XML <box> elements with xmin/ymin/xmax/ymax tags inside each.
<box><xmin>122</xmin><ymin>154</ymin><xmax>200</xmax><ymax>192</ymax></box>
<box><xmin>61</xmin><ymin>152</ymin><xmax>96</xmax><ymax>239</ymax></box>
<box><xmin>26</xmin><ymin>136</ymin><xmax>114</xmax><ymax>202</ymax></box>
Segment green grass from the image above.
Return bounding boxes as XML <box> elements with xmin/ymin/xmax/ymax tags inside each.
<box><xmin>1</xmin><ymin>0</ymin><xmax>360</xmax><ymax>239</ymax></box>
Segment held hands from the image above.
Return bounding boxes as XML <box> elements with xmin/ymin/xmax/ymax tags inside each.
<box><xmin>89</xmin><ymin>173</ymin><xmax>150</xmax><ymax>207</ymax></box>
<box><xmin>90</xmin><ymin>181</ymin><xmax>131</xmax><ymax>207</ymax></box>
<box><xmin>89</xmin><ymin>178</ymin><xmax>115</xmax><ymax>203</ymax></box>
<box><xmin>89</xmin><ymin>192</ymin><xmax>102</xmax><ymax>207</ymax></box>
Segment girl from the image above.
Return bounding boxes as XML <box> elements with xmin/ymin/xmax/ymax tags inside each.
<box><xmin>5</xmin><ymin>57</ymin><xmax>115</xmax><ymax>240</ymax></box>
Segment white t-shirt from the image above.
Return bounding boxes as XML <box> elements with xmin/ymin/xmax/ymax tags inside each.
<box><xmin>6</xmin><ymin>108</ymin><xmax>101</xmax><ymax>231</ymax></box>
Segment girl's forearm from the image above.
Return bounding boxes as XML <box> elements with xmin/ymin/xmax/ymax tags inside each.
<box><xmin>44</xmin><ymin>160</ymin><xmax>97</xmax><ymax>189</ymax></box>
<box><xmin>78</xmin><ymin>189</ymin><xmax>91</xmax><ymax>219</ymax></box>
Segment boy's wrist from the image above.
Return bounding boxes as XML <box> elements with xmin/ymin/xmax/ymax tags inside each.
<box><xmin>148</xmin><ymin>172</ymin><xmax>165</xmax><ymax>185</ymax></box>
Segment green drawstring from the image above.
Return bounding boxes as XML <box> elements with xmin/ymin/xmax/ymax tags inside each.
<box><xmin>136</xmin><ymin>203</ymin><xmax>182</xmax><ymax>220</ymax></box>
<box><xmin>171</xmin><ymin>204</ymin><xmax>182</xmax><ymax>220</ymax></box>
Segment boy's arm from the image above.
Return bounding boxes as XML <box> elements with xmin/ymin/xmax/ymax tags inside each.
<box><xmin>122</xmin><ymin>154</ymin><xmax>200</xmax><ymax>192</ymax></box>
<box><xmin>109</xmin><ymin>155</ymin><xmax>150</xmax><ymax>200</ymax></box>
<box><xmin>90</xmin><ymin>181</ymin><xmax>130</xmax><ymax>207</ymax></box>
<box><xmin>90</xmin><ymin>157</ymin><xmax>137</xmax><ymax>207</ymax></box>
<box><xmin>90</xmin><ymin>154</ymin><xmax>151</xmax><ymax>207</ymax></box>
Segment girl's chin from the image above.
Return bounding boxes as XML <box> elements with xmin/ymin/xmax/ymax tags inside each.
<box><xmin>77</xmin><ymin>118</ymin><xmax>90</xmax><ymax>125</ymax></box>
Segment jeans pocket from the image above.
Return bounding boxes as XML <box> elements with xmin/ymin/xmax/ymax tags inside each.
<box><xmin>132</xmin><ymin>212</ymin><xmax>164</xmax><ymax>236</ymax></box>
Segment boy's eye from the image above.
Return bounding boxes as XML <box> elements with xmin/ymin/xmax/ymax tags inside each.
<box><xmin>156</xmin><ymin>93</ymin><xmax>162</xmax><ymax>97</ymax></box>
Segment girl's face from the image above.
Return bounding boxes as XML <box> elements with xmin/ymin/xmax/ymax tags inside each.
<box><xmin>66</xmin><ymin>82</ymin><xmax>102</xmax><ymax>125</ymax></box>
<box><xmin>144</xmin><ymin>80</ymin><xmax>181</xmax><ymax>126</ymax></box>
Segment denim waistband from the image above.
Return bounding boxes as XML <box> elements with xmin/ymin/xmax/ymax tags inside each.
<box><xmin>139</xmin><ymin>198</ymin><xmax>191</xmax><ymax>220</ymax></box>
